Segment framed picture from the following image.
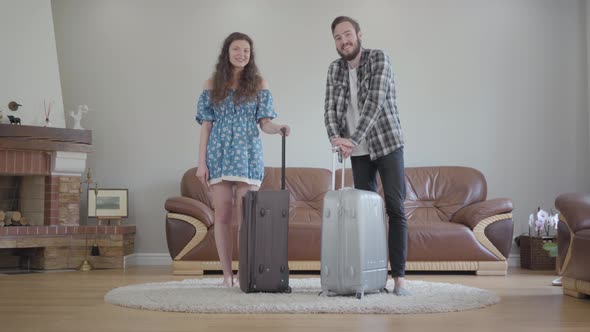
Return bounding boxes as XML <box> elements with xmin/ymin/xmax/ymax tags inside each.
<box><xmin>88</xmin><ymin>188</ymin><xmax>128</xmax><ymax>218</ymax></box>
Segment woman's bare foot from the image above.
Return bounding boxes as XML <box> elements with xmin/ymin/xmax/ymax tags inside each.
<box><xmin>233</xmin><ymin>272</ymin><xmax>240</xmax><ymax>288</ymax></box>
<box><xmin>221</xmin><ymin>275</ymin><xmax>233</xmax><ymax>288</ymax></box>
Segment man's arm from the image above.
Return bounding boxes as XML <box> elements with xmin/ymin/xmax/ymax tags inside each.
<box><xmin>324</xmin><ymin>64</ymin><xmax>341</xmax><ymax>141</ymax></box>
<box><xmin>350</xmin><ymin>51</ymin><xmax>392</xmax><ymax>145</ymax></box>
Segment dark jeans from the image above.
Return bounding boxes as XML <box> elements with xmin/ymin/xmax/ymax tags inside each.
<box><xmin>350</xmin><ymin>147</ymin><xmax>407</xmax><ymax>278</ymax></box>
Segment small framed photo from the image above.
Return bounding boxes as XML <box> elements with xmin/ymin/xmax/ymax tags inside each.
<box><xmin>88</xmin><ymin>188</ymin><xmax>128</xmax><ymax>218</ymax></box>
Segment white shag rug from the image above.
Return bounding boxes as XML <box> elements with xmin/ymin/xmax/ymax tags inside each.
<box><xmin>104</xmin><ymin>278</ymin><xmax>499</xmax><ymax>314</ymax></box>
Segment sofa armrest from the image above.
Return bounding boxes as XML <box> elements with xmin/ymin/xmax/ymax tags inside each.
<box><xmin>555</xmin><ymin>193</ymin><xmax>590</xmax><ymax>234</ymax></box>
<box><xmin>451</xmin><ymin>198</ymin><xmax>513</xmax><ymax>229</ymax></box>
<box><xmin>165</xmin><ymin>196</ymin><xmax>214</xmax><ymax>228</ymax></box>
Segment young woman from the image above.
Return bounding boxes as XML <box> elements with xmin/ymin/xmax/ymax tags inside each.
<box><xmin>196</xmin><ymin>32</ymin><xmax>290</xmax><ymax>287</ymax></box>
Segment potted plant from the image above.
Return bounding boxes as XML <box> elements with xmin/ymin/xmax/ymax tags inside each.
<box><xmin>518</xmin><ymin>207</ymin><xmax>559</xmax><ymax>270</ymax></box>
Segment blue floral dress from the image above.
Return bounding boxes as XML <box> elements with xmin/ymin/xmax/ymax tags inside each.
<box><xmin>196</xmin><ymin>89</ymin><xmax>277</xmax><ymax>186</ymax></box>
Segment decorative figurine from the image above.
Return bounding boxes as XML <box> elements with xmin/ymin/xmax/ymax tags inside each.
<box><xmin>8</xmin><ymin>115</ymin><xmax>21</xmax><ymax>125</ymax></box>
<box><xmin>69</xmin><ymin>104</ymin><xmax>89</xmax><ymax>130</ymax></box>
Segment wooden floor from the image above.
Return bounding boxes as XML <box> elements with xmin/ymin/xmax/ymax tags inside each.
<box><xmin>1</xmin><ymin>266</ymin><xmax>589</xmax><ymax>332</ymax></box>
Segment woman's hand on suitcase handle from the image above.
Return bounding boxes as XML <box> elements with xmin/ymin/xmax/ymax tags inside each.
<box><xmin>259</xmin><ymin>118</ymin><xmax>290</xmax><ymax>136</ymax></box>
<box><xmin>277</xmin><ymin>124</ymin><xmax>290</xmax><ymax>136</ymax></box>
<box><xmin>196</xmin><ymin>164</ymin><xmax>211</xmax><ymax>190</ymax></box>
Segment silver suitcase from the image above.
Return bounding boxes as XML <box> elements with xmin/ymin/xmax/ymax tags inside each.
<box><xmin>320</xmin><ymin>148</ymin><xmax>389</xmax><ymax>299</ymax></box>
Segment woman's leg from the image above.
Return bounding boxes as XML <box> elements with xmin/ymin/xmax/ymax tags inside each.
<box><xmin>234</xmin><ymin>182</ymin><xmax>260</xmax><ymax>284</ymax></box>
<box><xmin>211</xmin><ymin>181</ymin><xmax>234</xmax><ymax>287</ymax></box>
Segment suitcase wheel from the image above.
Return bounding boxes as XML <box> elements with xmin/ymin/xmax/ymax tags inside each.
<box><xmin>284</xmin><ymin>286</ymin><xmax>292</xmax><ymax>294</ymax></box>
<box><xmin>355</xmin><ymin>292</ymin><xmax>364</xmax><ymax>300</ymax></box>
<box><xmin>381</xmin><ymin>288</ymin><xmax>389</xmax><ymax>294</ymax></box>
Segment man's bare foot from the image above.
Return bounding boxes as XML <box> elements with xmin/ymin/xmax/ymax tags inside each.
<box><xmin>393</xmin><ymin>276</ymin><xmax>411</xmax><ymax>296</ymax></box>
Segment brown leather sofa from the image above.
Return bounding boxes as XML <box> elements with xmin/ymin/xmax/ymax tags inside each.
<box><xmin>165</xmin><ymin>166</ymin><xmax>514</xmax><ymax>276</ymax></box>
<box><xmin>556</xmin><ymin>192</ymin><xmax>590</xmax><ymax>298</ymax></box>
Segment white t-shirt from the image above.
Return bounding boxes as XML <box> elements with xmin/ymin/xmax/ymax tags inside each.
<box><xmin>346</xmin><ymin>67</ymin><xmax>370</xmax><ymax>156</ymax></box>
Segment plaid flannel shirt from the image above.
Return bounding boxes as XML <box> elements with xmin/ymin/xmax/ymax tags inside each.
<box><xmin>324</xmin><ymin>48</ymin><xmax>404</xmax><ymax>160</ymax></box>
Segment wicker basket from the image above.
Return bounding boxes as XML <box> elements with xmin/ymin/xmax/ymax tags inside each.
<box><xmin>519</xmin><ymin>236</ymin><xmax>556</xmax><ymax>270</ymax></box>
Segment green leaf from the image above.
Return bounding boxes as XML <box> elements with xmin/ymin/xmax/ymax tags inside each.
<box><xmin>542</xmin><ymin>242</ymin><xmax>558</xmax><ymax>257</ymax></box>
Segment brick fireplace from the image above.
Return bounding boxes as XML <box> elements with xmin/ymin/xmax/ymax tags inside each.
<box><xmin>0</xmin><ymin>150</ymin><xmax>83</xmax><ymax>226</ymax></box>
<box><xmin>0</xmin><ymin>124</ymin><xmax>135</xmax><ymax>270</ymax></box>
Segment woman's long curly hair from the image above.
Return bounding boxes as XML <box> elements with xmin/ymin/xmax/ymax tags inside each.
<box><xmin>210</xmin><ymin>32</ymin><xmax>262</xmax><ymax>105</ymax></box>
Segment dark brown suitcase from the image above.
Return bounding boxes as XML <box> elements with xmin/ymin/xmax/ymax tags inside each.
<box><xmin>239</xmin><ymin>129</ymin><xmax>291</xmax><ymax>293</ymax></box>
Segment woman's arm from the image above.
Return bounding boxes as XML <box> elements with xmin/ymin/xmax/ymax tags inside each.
<box><xmin>257</xmin><ymin>80</ymin><xmax>290</xmax><ymax>136</ymax></box>
<box><xmin>259</xmin><ymin>118</ymin><xmax>290</xmax><ymax>136</ymax></box>
<box><xmin>198</xmin><ymin>121</ymin><xmax>212</xmax><ymax>166</ymax></box>
<box><xmin>196</xmin><ymin>121</ymin><xmax>212</xmax><ymax>188</ymax></box>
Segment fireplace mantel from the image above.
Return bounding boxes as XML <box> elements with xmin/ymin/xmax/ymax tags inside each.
<box><xmin>1</xmin><ymin>124</ymin><xmax>92</xmax><ymax>177</ymax></box>
<box><xmin>0</xmin><ymin>124</ymin><xmax>92</xmax><ymax>153</ymax></box>
<box><xmin>1</xmin><ymin>124</ymin><xmax>94</xmax><ymax>226</ymax></box>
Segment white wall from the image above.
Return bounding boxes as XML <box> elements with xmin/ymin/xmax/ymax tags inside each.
<box><xmin>50</xmin><ymin>0</ymin><xmax>590</xmax><ymax>256</ymax></box>
<box><xmin>0</xmin><ymin>0</ymin><xmax>65</xmax><ymax>127</ymax></box>
<box><xmin>587</xmin><ymin>1</ymin><xmax>590</xmax><ymax>164</ymax></box>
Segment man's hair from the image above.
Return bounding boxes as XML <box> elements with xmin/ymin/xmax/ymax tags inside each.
<box><xmin>331</xmin><ymin>16</ymin><xmax>361</xmax><ymax>34</ymax></box>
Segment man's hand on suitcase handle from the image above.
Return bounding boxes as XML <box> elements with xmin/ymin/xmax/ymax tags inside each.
<box><xmin>330</xmin><ymin>137</ymin><xmax>355</xmax><ymax>158</ymax></box>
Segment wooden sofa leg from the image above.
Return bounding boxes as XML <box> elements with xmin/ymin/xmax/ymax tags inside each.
<box><xmin>173</xmin><ymin>268</ymin><xmax>204</xmax><ymax>276</ymax></box>
<box><xmin>563</xmin><ymin>287</ymin><xmax>587</xmax><ymax>299</ymax></box>
<box><xmin>476</xmin><ymin>261</ymin><xmax>508</xmax><ymax>276</ymax></box>
<box><xmin>172</xmin><ymin>261</ymin><xmax>204</xmax><ymax>276</ymax></box>
<box><xmin>562</xmin><ymin>278</ymin><xmax>590</xmax><ymax>299</ymax></box>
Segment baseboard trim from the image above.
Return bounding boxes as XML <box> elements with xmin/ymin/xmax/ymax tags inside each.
<box><xmin>124</xmin><ymin>253</ymin><xmax>173</xmax><ymax>268</ymax></box>
<box><xmin>507</xmin><ymin>255</ymin><xmax>519</xmax><ymax>267</ymax></box>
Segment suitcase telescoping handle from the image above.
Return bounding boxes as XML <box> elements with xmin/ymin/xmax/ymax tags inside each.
<box><xmin>331</xmin><ymin>146</ymin><xmax>346</xmax><ymax>191</ymax></box>
<box><xmin>281</xmin><ymin>127</ymin><xmax>286</xmax><ymax>190</ymax></box>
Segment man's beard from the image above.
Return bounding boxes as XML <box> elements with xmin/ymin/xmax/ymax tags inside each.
<box><xmin>337</xmin><ymin>40</ymin><xmax>361</xmax><ymax>61</ymax></box>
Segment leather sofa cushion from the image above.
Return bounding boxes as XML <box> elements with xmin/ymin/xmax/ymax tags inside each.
<box><xmin>407</xmin><ymin>219</ymin><xmax>498</xmax><ymax>261</ymax></box>
<box><xmin>262</xmin><ymin>167</ymin><xmax>331</xmax><ymax>213</ymax></box>
<box><xmin>336</xmin><ymin>166</ymin><xmax>487</xmax><ymax>222</ymax></box>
